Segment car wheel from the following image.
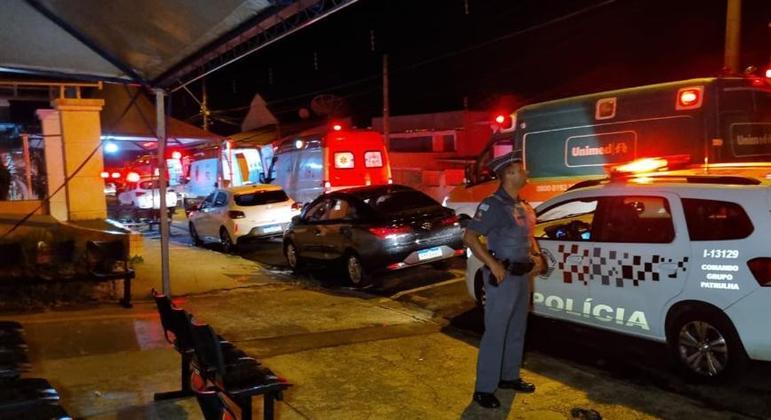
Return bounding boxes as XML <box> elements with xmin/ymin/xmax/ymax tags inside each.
<box><xmin>284</xmin><ymin>241</ymin><xmax>303</xmax><ymax>273</ymax></box>
<box><xmin>189</xmin><ymin>223</ymin><xmax>203</xmax><ymax>246</ymax></box>
<box><xmin>219</xmin><ymin>228</ymin><xmax>237</xmax><ymax>253</ymax></box>
<box><xmin>667</xmin><ymin>307</ymin><xmax>747</xmax><ymax>381</ymax></box>
<box><xmin>473</xmin><ymin>268</ymin><xmax>486</xmax><ymax>307</ymax></box>
<box><xmin>344</xmin><ymin>252</ymin><xmax>370</xmax><ymax>287</ymax></box>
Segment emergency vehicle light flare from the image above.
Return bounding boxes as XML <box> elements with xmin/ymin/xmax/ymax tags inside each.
<box><xmin>613</xmin><ymin>158</ymin><xmax>668</xmax><ymax>174</ymax></box>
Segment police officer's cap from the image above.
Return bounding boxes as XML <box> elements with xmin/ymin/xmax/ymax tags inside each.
<box><xmin>488</xmin><ymin>149</ymin><xmax>523</xmax><ymax>173</ymax></box>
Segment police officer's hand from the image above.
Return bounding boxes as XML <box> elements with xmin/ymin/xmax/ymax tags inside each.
<box><xmin>490</xmin><ymin>260</ymin><xmax>506</xmax><ymax>285</ymax></box>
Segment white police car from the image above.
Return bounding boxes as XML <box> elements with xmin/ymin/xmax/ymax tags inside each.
<box><xmin>466</xmin><ymin>174</ymin><xmax>771</xmax><ymax>379</ymax></box>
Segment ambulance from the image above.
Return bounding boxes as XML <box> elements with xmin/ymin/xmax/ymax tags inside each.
<box><xmin>445</xmin><ymin>75</ymin><xmax>771</xmax><ymax>217</ymax></box>
<box><xmin>266</xmin><ymin>123</ymin><xmax>392</xmax><ymax>204</ymax></box>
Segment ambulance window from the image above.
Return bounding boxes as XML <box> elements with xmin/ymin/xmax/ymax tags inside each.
<box><xmin>595</xmin><ymin>196</ymin><xmax>674</xmax><ymax>243</ymax></box>
<box><xmin>682</xmin><ymin>199</ymin><xmax>753</xmax><ymax>240</ymax></box>
<box><xmin>536</xmin><ymin>199</ymin><xmax>598</xmax><ymax>241</ymax></box>
<box><xmin>364</xmin><ymin>151</ymin><xmax>383</xmax><ymax>168</ymax></box>
<box><xmin>334</xmin><ymin>152</ymin><xmax>355</xmax><ymax>169</ymax></box>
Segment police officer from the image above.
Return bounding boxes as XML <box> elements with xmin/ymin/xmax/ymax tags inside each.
<box><xmin>464</xmin><ymin>150</ymin><xmax>539</xmax><ymax>409</ymax></box>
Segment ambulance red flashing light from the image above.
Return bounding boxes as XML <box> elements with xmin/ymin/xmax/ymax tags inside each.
<box><xmin>332</xmin><ymin>123</ymin><xmax>343</xmax><ymax>131</ymax></box>
<box><xmin>171</xmin><ymin>151</ymin><xmax>182</xmax><ymax>160</ymax></box>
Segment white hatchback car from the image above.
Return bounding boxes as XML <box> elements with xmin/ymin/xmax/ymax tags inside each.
<box><xmin>188</xmin><ymin>184</ymin><xmax>301</xmax><ymax>252</ymax></box>
<box><xmin>466</xmin><ymin>175</ymin><xmax>771</xmax><ymax>380</ymax></box>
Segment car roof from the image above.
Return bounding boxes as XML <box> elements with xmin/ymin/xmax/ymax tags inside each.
<box><xmin>553</xmin><ymin>179</ymin><xmax>769</xmax><ymax>201</ymax></box>
<box><xmin>225</xmin><ymin>184</ymin><xmax>284</xmax><ymax>194</ymax></box>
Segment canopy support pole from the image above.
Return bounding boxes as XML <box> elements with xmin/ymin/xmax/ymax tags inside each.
<box><xmin>155</xmin><ymin>89</ymin><xmax>171</xmax><ymax>295</ymax></box>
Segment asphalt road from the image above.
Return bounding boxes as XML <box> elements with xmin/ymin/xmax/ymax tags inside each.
<box><xmin>156</xmin><ymin>220</ymin><xmax>771</xmax><ymax>419</ymax></box>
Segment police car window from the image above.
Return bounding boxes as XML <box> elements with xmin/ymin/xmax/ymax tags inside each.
<box><xmin>682</xmin><ymin>199</ymin><xmax>753</xmax><ymax>240</ymax></box>
<box><xmin>595</xmin><ymin>196</ymin><xmax>674</xmax><ymax>243</ymax></box>
<box><xmin>535</xmin><ymin>199</ymin><xmax>598</xmax><ymax>241</ymax></box>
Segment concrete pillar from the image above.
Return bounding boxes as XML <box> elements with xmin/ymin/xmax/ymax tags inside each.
<box><xmin>36</xmin><ymin>109</ymin><xmax>68</xmax><ymax>221</ymax></box>
<box><xmin>52</xmin><ymin>98</ymin><xmax>106</xmax><ymax>221</ymax></box>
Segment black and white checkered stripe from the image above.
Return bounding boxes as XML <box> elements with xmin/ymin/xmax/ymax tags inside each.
<box><xmin>555</xmin><ymin>244</ymin><xmax>688</xmax><ymax>287</ymax></box>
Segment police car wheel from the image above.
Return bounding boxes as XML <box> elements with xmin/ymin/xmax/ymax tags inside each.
<box><xmin>474</xmin><ymin>268</ymin><xmax>486</xmax><ymax>307</ymax></box>
<box><xmin>189</xmin><ymin>223</ymin><xmax>203</xmax><ymax>246</ymax></box>
<box><xmin>344</xmin><ymin>253</ymin><xmax>369</xmax><ymax>287</ymax></box>
<box><xmin>669</xmin><ymin>309</ymin><xmax>747</xmax><ymax>380</ymax></box>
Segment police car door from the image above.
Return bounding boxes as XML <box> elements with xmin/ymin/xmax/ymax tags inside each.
<box><xmin>532</xmin><ymin>197</ymin><xmax>594</xmax><ymax>326</ymax></box>
<box><xmin>588</xmin><ymin>193</ymin><xmax>688</xmax><ymax>339</ymax></box>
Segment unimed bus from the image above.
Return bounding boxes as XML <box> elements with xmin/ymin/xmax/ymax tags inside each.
<box><xmin>446</xmin><ymin>75</ymin><xmax>771</xmax><ymax>218</ymax></box>
<box><xmin>266</xmin><ymin>125</ymin><xmax>392</xmax><ymax>204</ymax></box>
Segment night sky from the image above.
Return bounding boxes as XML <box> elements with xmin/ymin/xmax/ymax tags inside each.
<box><xmin>171</xmin><ymin>0</ymin><xmax>770</xmax><ymax>135</ymax></box>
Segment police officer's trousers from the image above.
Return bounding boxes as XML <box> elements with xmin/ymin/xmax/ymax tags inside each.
<box><xmin>475</xmin><ymin>269</ymin><xmax>529</xmax><ymax>393</ymax></box>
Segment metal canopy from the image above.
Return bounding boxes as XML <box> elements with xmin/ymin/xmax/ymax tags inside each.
<box><xmin>0</xmin><ymin>0</ymin><xmax>357</xmax><ymax>87</ymax></box>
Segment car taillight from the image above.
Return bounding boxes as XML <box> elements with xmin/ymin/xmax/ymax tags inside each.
<box><xmin>291</xmin><ymin>202</ymin><xmax>302</xmax><ymax>210</ymax></box>
<box><xmin>228</xmin><ymin>210</ymin><xmax>245</xmax><ymax>219</ymax></box>
<box><xmin>439</xmin><ymin>214</ymin><xmax>460</xmax><ymax>226</ymax></box>
<box><xmin>135</xmin><ymin>191</ymin><xmax>146</xmax><ymax>197</ymax></box>
<box><xmin>748</xmin><ymin>258</ymin><xmax>771</xmax><ymax>286</ymax></box>
<box><xmin>369</xmin><ymin>225</ymin><xmax>412</xmax><ymax>238</ymax></box>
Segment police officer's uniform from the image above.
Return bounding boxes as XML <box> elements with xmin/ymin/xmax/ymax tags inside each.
<box><xmin>467</xmin><ymin>152</ymin><xmax>536</xmax><ymax>394</ymax></box>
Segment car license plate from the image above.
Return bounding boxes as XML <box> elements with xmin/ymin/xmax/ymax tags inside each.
<box><xmin>418</xmin><ymin>247</ymin><xmax>443</xmax><ymax>261</ymax></box>
<box><xmin>262</xmin><ymin>224</ymin><xmax>282</xmax><ymax>234</ymax></box>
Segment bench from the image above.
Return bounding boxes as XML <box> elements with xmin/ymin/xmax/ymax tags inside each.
<box><xmin>0</xmin><ymin>240</ymin><xmax>134</xmax><ymax>308</ymax></box>
<box><xmin>151</xmin><ymin>290</ymin><xmax>290</xmax><ymax>420</ymax></box>
<box><xmin>85</xmin><ymin>240</ymin><xmax>135</xmax><ymax>308</ymax></box>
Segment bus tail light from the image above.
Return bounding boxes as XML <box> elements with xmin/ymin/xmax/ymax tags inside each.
<box><xmin>748</xmin><ymin>258</ymin><xmax>771</xmax><ymax>286</ymax></box>
<box><xmin>369</xmin><ymin>225</ymin><xmax>412</xmax><ymax>238</ymax></box>
<box><xmin>228</xmin><ymin>210</ymin><xmax>246</xmax><ymax>219</ymax></box>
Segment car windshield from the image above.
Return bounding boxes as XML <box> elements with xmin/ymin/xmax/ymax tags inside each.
<box><xmin>234</xmin><ymin>190</ymin><xmax>289</xmax><ymax>206</ymax></box>
<box><xmin>361</xmin><ymin>190</ymin><xmax>442</xmax><ymax>215</ymax></box>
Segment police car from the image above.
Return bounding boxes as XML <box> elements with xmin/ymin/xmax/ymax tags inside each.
<box><xmin>466</xmin><ymin>174</ymin><xmax>771</xmax><ymax>380</ymax></box>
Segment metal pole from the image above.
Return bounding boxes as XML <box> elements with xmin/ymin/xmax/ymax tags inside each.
<box><xmin>155</xmin><ymin>89</ymin><xmax>171</xmax><ymax>295</ymax></box>
<box><xmin>382</xmin><ymin>54</ymin><xmax>390</xmax><ymax>150</ymax></box>
<box><xmin>21</xmin><ymin>134</ymin><xmax>32</xmax><ymax>196</ymax></box>
<box><xmin>724</xmin><ymin>0</ymin><xmax>742</xmax><ymax>74</ymax></box>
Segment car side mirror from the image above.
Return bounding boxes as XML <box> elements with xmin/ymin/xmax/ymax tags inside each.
<box><xmin>291</xmin><ymin>215</ymin><xmax>302</xmax><ymax>225</ymax></box>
